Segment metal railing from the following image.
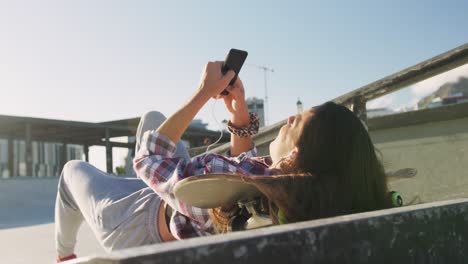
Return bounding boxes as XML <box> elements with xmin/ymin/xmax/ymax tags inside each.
<box><xmin>334</xmin><ymin>43</ymin><xmax>468</xmax><ymax>122</ymax></box>
<box><xmin>207</xmin><ymin>43</ymin><xmax>468</xmax><ymax>155</ymax></box>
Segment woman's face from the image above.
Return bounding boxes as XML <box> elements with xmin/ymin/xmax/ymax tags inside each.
<box><xmin>270</xmin><ymin>109</ymin><xmax>314</xmax><ymax>164</ymax></box>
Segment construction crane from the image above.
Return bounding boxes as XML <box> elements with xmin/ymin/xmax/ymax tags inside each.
<box><xmin>247</xmin><ymin>64</ymin><xmax>274</xmax><ymax>126</ymax></box>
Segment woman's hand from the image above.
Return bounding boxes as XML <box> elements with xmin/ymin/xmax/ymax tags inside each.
<box><xmin>198</xmin><ymin>61</ymin><xmax>235</xmax><ymax>98</ymax></box>
<box><xmin>222</xmin><ymin>77</ymin><xmax>250</xmax><ymax>127</ymax></box>
<box><xmin>156</xmin><ymin>61</ymin><xmax>234</xmax><ymax>144</ymax></box>
<box><xmin>222</xmin><ymin>76</ymin><xmax>253</xmax><ymax>156</ymax></box>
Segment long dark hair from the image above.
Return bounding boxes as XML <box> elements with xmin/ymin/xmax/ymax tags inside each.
<box><xmin>274</xmin><ymin>102</ymin><xmax>391</xmax><ymax>221</ymax></box>
<box><xmin>211</xmin><ymin>102</ymin><xmax>391</xmax><ymax>231</ymax></box>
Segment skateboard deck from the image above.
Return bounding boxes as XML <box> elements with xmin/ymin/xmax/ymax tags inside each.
<box><xmin>174</xmin><ymin>168</ymin><xmax>417</xmax><ymax>208</ymax></box>
<box><xmin>174</xmin><ymin>173</ymin><xmax>261</xmax><ymax>208</ymax></box>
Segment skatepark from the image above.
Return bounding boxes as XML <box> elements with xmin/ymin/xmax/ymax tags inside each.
<box><xmin>0</xmin><ymin>2</ymin><xmax>467</xmax><ymax>261</ymax></box>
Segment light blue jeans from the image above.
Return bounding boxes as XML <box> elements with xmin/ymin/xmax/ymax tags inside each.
<box><xmin>54</xmin><ymin>111</ymin><xmax>190</xmax><ymax>256</ymax></box>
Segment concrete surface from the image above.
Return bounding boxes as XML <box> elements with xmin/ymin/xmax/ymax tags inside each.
<box><xmin>0</xmin><ymin>178</ymin><xmax>105</xmax><ymax>264</ymax></box>
<box><xmin>0</xmin><ymin>178</ymin><xmax>58</xmax><ymax>229</ymax></box>
<box><xmin>371</xmin><ymin>116</ymin><xmax>468</xmax><ymax>205</ymax></box>
<box><xmin>0</xmin><ymin>222</ymin><xmax>104</xmax><ymax>264</ymax></box>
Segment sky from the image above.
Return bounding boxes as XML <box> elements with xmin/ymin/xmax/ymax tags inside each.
<box><xmin>0</xmin><ymin>0</ymin><xmax>467</xmax><ymax>171</ymax></box>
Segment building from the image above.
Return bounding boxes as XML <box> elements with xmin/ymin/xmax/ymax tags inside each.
<box><xmin>189</xmin><ymin>119</ymin><xmax>209</xmax><ymax>130</ymax></box>
<box><xmin>296</xmin><ymin>98</ymin><xmax>303</xmax><ymax>114</ymax></box>
<box><xmin>0</xmin><ymin>139</ymin><xmax>83</xmax><ymax>178</ymax></box>
<box><xmin>425</xmin><ymin>93</ymin><xmax>468</xmax><ymax>109</ymax></box>
<box><xmin>246</xmin><ymin>97</ymin><xmax>265</xmax><ymax>128</ymax></box>
<box><xmin>0</xmin><ymin>114</ymin><xmax>229</xmax><ymax>178</ymax></box>
<box><xmin>0</xmin><ymin>115</ymin><xmax>135</xmax><ymax>177</ymax></box>
<box><xmin>417</xmin><ymin>77</ymin><xmax>468</xmax><ymax>109</ymax></box>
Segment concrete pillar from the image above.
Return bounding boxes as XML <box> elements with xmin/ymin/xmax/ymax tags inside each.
<box><xmin>25</xmin><ymin>123</ymin><xmax>33</xmax><ymax>176</ymax></box>
<box><xmin>84</xmin><ymin>145</ymin><xmax>89</xmax><ymax>162</ymax></box>
<box><xmin>352</xmin><ymin>97</ymin><xmax>367</xmax><ymax>124</ymax></box>
<box><xmin>105</xmin><ymin>128</ymin><xmax>113</xmax><ymax>174</ymax></box>
<box><xmin>60</xmin><ymin>143</ymin><xmax>67</xmax><ymax>173</ymax></box>
<box><xmin>7</xmin><ymin>136</ymin><xmax>14</xmax><ymax>177</ymax></box>
<box><xmin>131</xmin><ymin>145</ymin><xmax>136</xmax><ymax>159</ymax></box>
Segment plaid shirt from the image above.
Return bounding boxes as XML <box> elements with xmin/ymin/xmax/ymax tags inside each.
<box><xmin>133</xmin><ymin>130</ymin><xmax>277</xmax><ymax>239</ymax></box>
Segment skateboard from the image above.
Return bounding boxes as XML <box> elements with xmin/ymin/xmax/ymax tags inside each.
<box><xmin>174</xmin><ymin>168</ymin><xmax>417</xmax><ymax>231</ymax></box>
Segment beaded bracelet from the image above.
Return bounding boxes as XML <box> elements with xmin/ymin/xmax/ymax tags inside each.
<box><xmin>227</xmin><ymin>112</ymin><xmax>260</xmax><ymax>138</ymax></box>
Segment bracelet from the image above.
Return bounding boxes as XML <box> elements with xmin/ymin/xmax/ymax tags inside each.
<box><xmin>227</xmin><ymin>112</ymin><xmax>260</xmax><ymax>138</ymax></box>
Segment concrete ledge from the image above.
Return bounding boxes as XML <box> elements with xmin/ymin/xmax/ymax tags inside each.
<box><xmin>73</xmin><ymin>198</ymin><xmax>468</xmax><ymax>264</ymax></box>
<box><xmin>368</xmin><ymin>101</ymin><xmax>468</xmax><ymax>131</ymax></box>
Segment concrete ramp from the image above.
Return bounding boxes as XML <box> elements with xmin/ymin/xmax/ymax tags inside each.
<box><xmin>72</xmin><ymin>198</ymin><xmax>468</xmax><ymax>264</ymax></box>
<box><xmin>0</xmin><ymin>178</ymin><xmax>58</xmax><ymax>229</ymax></box>
<box><xmin>0</xmin><ymin>178</ymin><xmax>105</xmax><ymax>263</ymax></box>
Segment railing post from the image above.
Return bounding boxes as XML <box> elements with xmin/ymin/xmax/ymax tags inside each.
<box><xmin>25</xmin><ymin>123</ymin><xmax>33</xmax><ymax>176</ymax></box>
<box><xmin>60</xmin><ymin>142</ymin><xmax>68</xmax><ymax>173</ymax></box>
<box><xmin>84</xmin><ymin>145</ymin><xmax>89</xmax><ymax>162</ymax></box>
<box><xmin>7</xmin><ymin>136</ymin><xmax>14</xmax><ymax>177</ymax></box>
<box><xmin>105</xmin><ymin>128</ymin><xmax>113</xmax><ymax>174</ymax></box>
<box><xmin>352</xmin><ymin>97</ymin><xmax>367</xmax><ymax>124</ymax></box>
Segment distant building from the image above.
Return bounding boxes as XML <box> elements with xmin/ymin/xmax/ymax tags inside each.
<box><xmin>0</xmin><ymin>114</ymin><xmax>229</xmax><ymax>178</ymax></box>
<box><xmin>425</xmin><ymin>93</ymin><xmax>468</xmax><ymax>109</ymax></box>
<box><xmin>427</xmin><ymin>97</ymin><xmax>443</xmax><ymax>109</ymax></box>
<box><xmin>417</xmin><ymin>77</ymin><xmax>468</xmax><ymax>109</ymax></box>
<box><xmin>189</xmin><ymin>119</ymin><xmax>209</xmax><ymax>130</ymax></box>
<box><xmin>441</xmin><ymin>93</ymin><xmax>468</xmax><ymax>105</ymax></box>
<box><xmin>0</xmin><ymin>139</ymin><xmax>83</xmax><ymax>178</ymax></box>
<box><xmin>296</xmin><ymin>98</ymin><xmax>303</xmax><ymax>114</ymax></box>
<box><xmin>246</xmin><ymin>97</ymin><xmax>265</xmax><ymax>128</ymax></box>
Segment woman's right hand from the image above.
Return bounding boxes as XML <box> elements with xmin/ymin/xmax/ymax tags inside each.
<box><xmin>198</xmin><ymin>61</ymin><xmax>236</xmax><ymax>98</ymax></box>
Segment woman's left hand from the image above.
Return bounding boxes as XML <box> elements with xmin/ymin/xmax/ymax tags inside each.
<box><xmin>222</xmin><ymin>77</ymin><xmax>250</xmax><ymax>127</ymax></box>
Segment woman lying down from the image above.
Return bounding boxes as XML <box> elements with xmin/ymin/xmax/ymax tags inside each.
<box><xmin>54</xmin><ymin>61</ymin><xmax>391</xmax><ymax>262</ymax></box>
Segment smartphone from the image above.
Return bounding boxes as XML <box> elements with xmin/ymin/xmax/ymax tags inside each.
<box><xmin>220</xmin><ymin>49</ymin><xmax>248</xmax><ymax>95</ymax></box>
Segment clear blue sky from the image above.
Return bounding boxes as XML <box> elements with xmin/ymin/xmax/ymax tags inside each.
<box><xmin>1</xmin><ymin>0</ymin><xmax>467</xmax><ymax>169</ymax></box>
<box><xmin>1</xmin><ymin>0</ymin><xmax>467</xmax><ymax>124</ymax></box>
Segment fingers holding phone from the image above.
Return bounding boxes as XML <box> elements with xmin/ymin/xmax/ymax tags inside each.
<box><xmin>197</xmin><ymin>48</ymin><xmax>248</xmax><ymax>101</ymax></box>
<box><xmin>223</xmin><ymin>77</ymin><xmax>245</xmax><ymax>102</ymax></box>
<box><xmin>198</xmin><ymin>61</ymin><xmax>235</xmax><ymax>98</ymax></box>
<box><xmin>222</xmin><ymin>77</ymin><xmax>249</xmax><ymax>122</ymax></box>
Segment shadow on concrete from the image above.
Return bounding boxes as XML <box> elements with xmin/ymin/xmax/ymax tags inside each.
<box><xmin>0</xmin><ymin>178</ymin><xmax>58</xmax><ymax>229</ymax></box>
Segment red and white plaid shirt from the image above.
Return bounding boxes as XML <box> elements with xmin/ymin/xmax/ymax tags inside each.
<box><xmin>133</xmin><ymin>130</ymin><xmax>278</xmax><ymax>239</ymax></box>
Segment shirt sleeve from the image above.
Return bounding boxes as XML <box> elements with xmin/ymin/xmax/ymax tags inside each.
<box><xmin>133</xmin><ymin>130</ymin><xmax>211</xmax><ymax>225</ymax></box>
<box><xmin>133</xmin><ymin>130</ymin><xmax>273</xmax><ymax>237</ymax></box>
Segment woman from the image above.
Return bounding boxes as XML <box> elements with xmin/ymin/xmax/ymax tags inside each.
<box><xmin>55</xmin><ymin>62</ymin><xmax>391</xmax><ymax>262</ymax></box>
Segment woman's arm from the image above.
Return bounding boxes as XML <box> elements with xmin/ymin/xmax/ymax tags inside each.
<box><xmin>222</xmin><ymin>78</ymin><xmax>254</xmax><ymax>156</ymax></box>
<box><xmin>157</xmin><ymin>62</ymin><xmax>235</xmax><ymax>143</ymax></box>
